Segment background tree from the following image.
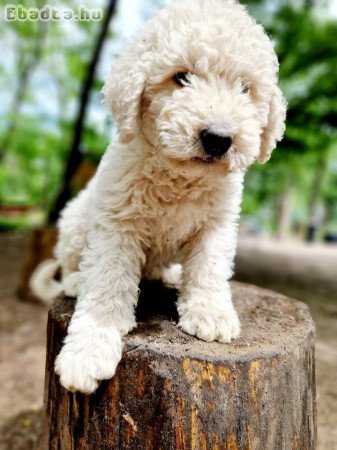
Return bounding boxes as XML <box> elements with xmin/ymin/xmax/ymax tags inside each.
<box><xmin>48</xmin><ymin>0</ymin><xmax>118</xmax><ymax>223</ymax></box>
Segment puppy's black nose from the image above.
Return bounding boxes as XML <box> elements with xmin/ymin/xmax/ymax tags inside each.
<box><xmin>200</xmin><ymin>130</ymin><xmax>232</xmax><ymax>158</ymax></box>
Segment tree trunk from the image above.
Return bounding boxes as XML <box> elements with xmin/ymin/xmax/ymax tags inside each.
<box><xmin>306</xmin><ymin>148</ymin><xmax>330</xmax><ymax>242</ymax></box>
<box><xmin>275</xmin><ymin>186</ymin><xmax>294</xmax><ymax>239</ymax></box>
<box><xmin>48</xmin><ymin>0</ymin><xmax>118</xmax><ymax>224</ymax></box>
<box><xmin>39</xmin><ymin>281</ymin><xmax>316</xmax><ymax>449</ymax></box>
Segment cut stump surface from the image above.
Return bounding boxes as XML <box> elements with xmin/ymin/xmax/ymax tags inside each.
<box><xmin>41</xmin><ymin>281</ymin><xmax>316</xmax><ymax>450</ymax></box>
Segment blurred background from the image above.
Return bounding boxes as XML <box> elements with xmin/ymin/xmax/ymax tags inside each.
<box><xmin>0</xmin><ymin>0</ymin><xmax>336</xmax><ymax>448</ymax></box>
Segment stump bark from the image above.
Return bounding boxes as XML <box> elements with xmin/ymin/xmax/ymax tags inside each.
<box><xmin>40</xmin><ymin>281</ymin><xmax>316</xmax><ymax>450</ymax></box>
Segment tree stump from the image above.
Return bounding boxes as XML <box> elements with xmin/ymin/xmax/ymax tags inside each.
<box><xmin>40</xmin><ymin>281</ymin><xmax>316</xmax><ymax>450</ymax></box>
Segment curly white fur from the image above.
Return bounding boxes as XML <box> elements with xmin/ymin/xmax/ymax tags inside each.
<box><xmin>33</xmin><ymin>0</ymin><xmax>286</xmax><ymax>393</ymax></box>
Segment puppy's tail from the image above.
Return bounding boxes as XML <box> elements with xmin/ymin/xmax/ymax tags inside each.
<box><xmin>29</xmin><ymin>259</ymin><xmax>63</xmax><ymax>305</ymax></box>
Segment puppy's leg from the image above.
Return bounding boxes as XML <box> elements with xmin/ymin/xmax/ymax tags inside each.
<box><xmin>55</xmin><ymin>189</ymin><xmax>89</xmax><ymax>278</ymax></box>
<box><xmin>177</xmin><ymin>222</ymin><xmax>240</xmax><ymax>343</ymax></box>
<box><xmin>55</xmin><ymin>227</ymin><xmax>144</xmax><ymax>393</ymax></box>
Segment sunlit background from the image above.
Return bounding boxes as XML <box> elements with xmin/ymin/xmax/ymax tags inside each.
<box><xmin>0</xmin><ymin>0</ymin><xmax>336</xmax><ymax>240</ymax></box>
<box><xmin>0</xmin><ymin>0</ymin><xmax>336</xmax><ymax>448</ymax></box>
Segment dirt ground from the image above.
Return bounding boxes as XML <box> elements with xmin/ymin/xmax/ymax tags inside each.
<box><xmin>0</xmin><ymin>232</ymin><xmax>336</xmax><ymax>449</ymax></box>
<box><xmin>0</xmin><ymin>233</ymin><xmax>47</xmax><ymax>450</ymax></box>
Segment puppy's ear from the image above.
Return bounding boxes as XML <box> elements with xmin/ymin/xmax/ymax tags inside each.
<box><xmin>258</xmin><ymin>85</ymin><xmax>286</xmax><ymax>164</ymax></box>
<box><xmin>102</xmin><ymin>49</ymin><xmax>147</xmax><ymax>144</ymax></box>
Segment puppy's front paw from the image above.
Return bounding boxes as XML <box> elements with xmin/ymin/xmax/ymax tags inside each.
<box><xmin>178</xmin><ymin>305</ymin><xmax>240</xmax><ymax>343</ymax></box>
<box><xmin>55</xmin><ymin>327</ymin><xmax>122</xmax><ymax>394</ymax></box>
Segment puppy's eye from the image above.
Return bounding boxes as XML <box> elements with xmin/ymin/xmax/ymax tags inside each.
<box><xmin>241</xmin><ymin>82</ymin><xmax>250</xmax><ymax>94</ymax></box>
<box><xmin>173</xmin><ymin>72</ymin><xmax>190</xmax><ymax>86</ymax></box>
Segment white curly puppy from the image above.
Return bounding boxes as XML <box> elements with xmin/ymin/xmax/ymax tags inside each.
<box><xmin>32</xmin><ymin>0</ymin><xmax>286</xmax><ymax>393</ymax></box>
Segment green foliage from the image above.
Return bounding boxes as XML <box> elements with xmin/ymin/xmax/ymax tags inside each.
<box><xmin>0</xmin><ymin>0</ymin><xmax>111</xmax><ymax>228</ymax></box>
<box><xmin>0</xmin><ymin>0</ymin><xmax>336</xmax><ymax>236</ymax></box>
<box><xmin>241</xmin><ymin>0</ymin><xmax>337</xmax><ymax>237</ymax></box>
<box><xmin>0</xmin><ymin>115</ymin><xmax>65</xmax><ymax>207</ymax></box>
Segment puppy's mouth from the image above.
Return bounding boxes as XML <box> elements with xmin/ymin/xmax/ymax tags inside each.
<box><xmin>192</xmin><ymin>156</ymin><xmax>222</xmax><ymax>164</ymax></box>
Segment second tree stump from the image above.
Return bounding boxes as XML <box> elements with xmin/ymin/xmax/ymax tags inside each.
<box><xmin>40</xmin><ymin>281</ymin><xmax>316</xmax><ymax>449</ymax></box>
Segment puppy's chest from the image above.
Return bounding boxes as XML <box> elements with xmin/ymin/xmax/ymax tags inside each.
<box><xmin>156</xmin><ymin>200</ymin><xmax>205</xmax><ymax>238</ymax></box>
<box><xmin>118</xmin><ymin>177</ymin><xmax>220</xmax><ymax>249</ymax></box>
<box><xmin>143</xmin><ymin>193</ymin><xmax>215</xmax><ymax>251</ymax></box>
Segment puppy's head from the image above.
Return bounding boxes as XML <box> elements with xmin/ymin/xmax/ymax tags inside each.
<box><xmin>103</xmin><ymin>0</ymin><xmax>286</xmax><ymax>177</ymax></box>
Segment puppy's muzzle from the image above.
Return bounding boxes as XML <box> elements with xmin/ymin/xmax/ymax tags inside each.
<box><xmin>200</xmin><ymin>130</ymin><xmax>232</xmax><ymax>159</ymax></box>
